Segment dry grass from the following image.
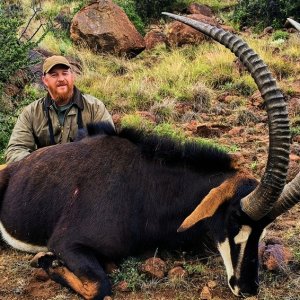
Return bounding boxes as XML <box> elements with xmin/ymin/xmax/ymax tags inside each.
<box><xmin>67</xmin><ymin>35</ymin><xmax>299</xmax><ymax>116</ymax></box>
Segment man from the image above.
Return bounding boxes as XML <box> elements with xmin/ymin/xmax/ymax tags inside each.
<box><xmin>5</xmin><ymin>55</ymin><xmax>114</xmax><ymax>164</ymax></box>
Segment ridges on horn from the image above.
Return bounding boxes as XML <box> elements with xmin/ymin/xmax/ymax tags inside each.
<box><xmin>162</xmin><ymin>12</ymin><xmax>290</xmax><ymax>221</ymax></box>
<box><xmin>267</xmin><ymin>171</ymin><xmax>300</xmax><ymax>220</ymax></box>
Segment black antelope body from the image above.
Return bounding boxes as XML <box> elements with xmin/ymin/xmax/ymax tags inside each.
<box><xmin>1</xmin><ymin>13</ymin><xmax>299</xmax><ymax>299</ymax></box>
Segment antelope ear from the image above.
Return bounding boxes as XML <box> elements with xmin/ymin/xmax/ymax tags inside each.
<box><xmin>0</xmin><ymin>164</ymin><xmax>7</xmax><ymax>171</ymax></box>
<box><xmin>177</xmin><ymin>173</ymin><xmax>246</xmax><ymax>232</ymax></box>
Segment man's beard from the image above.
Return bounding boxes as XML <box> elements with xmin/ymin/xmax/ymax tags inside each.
<box><xmin>49</xmin><ymin>83</ymin><xmax>73</xmax><ymax>105</ymax></box>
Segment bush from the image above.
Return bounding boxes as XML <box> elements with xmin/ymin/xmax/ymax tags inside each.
<box><xmin>0</xmin><ymin>2</ymin><xmax>33</xmax><ymax>163</ymax></box>
<box><xmin>111</xmin><ymin>257</ymin><xmax>146</xmax><ymax>291</ymax></box>
<box><xmin>231</xmin><ymin>0</ymin><xmax>300</xmax><ymax>30</ymax></box>
<box><xmin>115</xmin><ymin>0</ymin><xmax>174</xmax><ymax>27</ymax></box>
<box><xmin>0</xmin><ymin>2</ymin><xmax>48</xmax><ymax>162</ymax></box>
<box><xmin>0</xmin><ymin>112</ymin><xmax>16</xmax><ymax>163</ymax></box>
<box><xmin>0</xmin><ymin>1</ymin><xmax>49</xmax><ymax>95</ymax></box>
<box><xmin>115</xmin><ymin>0</ymin><xmax>145</xmax><ymax>34</ymax></box>
<box><xmin>134</xmin><ymin>0</ymin><xmax>173</xmax><ymax>21</ymax></box>
<box><xmin>0</xmin><ymin>85</ymin><xmax>41</xmax><ymax>163</ymax></box>
<box><xmin>272</xmin><ymin>30</ymin><xmax>289</xmax><ymax>41</ymax></box>
<box><xmin>0</xmin><ymin>3</ymin><xmax>35</xmax><ymax>88</ymax></box>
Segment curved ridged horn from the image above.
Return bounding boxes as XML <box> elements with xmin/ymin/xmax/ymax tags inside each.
<box><xmin>268</xmin><ymin>172</ymin><xmax>300</xmax><ymax>220</ymax></box>
<box><xmin>162</xmin><ymin>13</ymin><xmax>290</xmax><ymax>221</ymax></box>
<box><xmin>287</xmin><ymin>18</ymin><xmax>300</xmax><ymax>32</ymax></box>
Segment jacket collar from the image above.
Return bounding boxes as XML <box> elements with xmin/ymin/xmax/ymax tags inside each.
<box><xmin>44</xmin><ymin>86</ymin><xmax>84</xmax><ymax>110</ymax></box>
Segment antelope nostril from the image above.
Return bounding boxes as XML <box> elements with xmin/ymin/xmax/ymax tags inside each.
<box><xmin>231</xmin><ymin>276</ymin><xmax>259</xmax><ymax>297</ymax></box>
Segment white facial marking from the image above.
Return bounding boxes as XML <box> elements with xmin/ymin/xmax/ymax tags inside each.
<box><xmin>218</xmin><ymin>239</ymin><xmax>233</xmax><ymax>278</ymax></box>
<box><xmin>218</xmin><ymin>238</ymin><xmax>240</xmax><ymax>296</ymax></box>
<box><xmin>234</xmin><ymin>225</ymin><xmax>252</xmax><ymax>244</ymax></box>
<box><xmin>0</xmin><ymin>221</ymin><xmax>48</xmax><ymax>253</ymax></box>
<box><xmin>234</xmin><ymin>225</ymin><xmax>252</xmax><ymax>288</ymax></box>
<box><xmin>218</xmin><ymin>226</ymin><xmax>253</xmax><ymax>297</ymax></box>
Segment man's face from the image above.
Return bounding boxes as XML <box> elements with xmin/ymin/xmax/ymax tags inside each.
<box><xmin>42</xmin><ymin>65</ymin><xmax>75</xmax><ymax>106</ymax></box>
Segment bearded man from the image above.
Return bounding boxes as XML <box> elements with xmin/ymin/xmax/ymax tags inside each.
<box><xmin>5</xmin><ymin>55</ymin><xmax>114</xmax><ymax>164</ymax></box>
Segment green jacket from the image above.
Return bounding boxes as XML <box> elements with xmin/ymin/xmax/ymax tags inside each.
<box><xmin>5</xmin><ymin>87</ymin><xmax>114</xmax><ymax>164</ymax></box>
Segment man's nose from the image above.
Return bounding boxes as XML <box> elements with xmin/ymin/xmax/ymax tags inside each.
<box><xmin>57</xmin><ymin>74</ymin><xmax>66</xmax><ymax>81</ymax></box>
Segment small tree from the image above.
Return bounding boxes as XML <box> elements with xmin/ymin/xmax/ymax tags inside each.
<box><xmin>0</xmin><ymin>5</ymin><xmax>31</xmax><ymax>90</ymax></box>
<box><xmin>0</xmin><ymin>1</ymin><xmax>49</xmax><ymax>94</ymax></box>
<box><xmin>0</xmin><ymin>1</ymin><xmax>49</xmax><ymax>163</ymax></box>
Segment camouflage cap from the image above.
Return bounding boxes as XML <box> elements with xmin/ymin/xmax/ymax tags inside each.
<box><xmin>42</xmin><ymin>55</ymin><xmax>71</xmax><ymax>74</ymax></box>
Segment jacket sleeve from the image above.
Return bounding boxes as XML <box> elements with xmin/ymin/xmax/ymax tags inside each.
<box><xmin>93</xmin><ymin>101</ymin><xmax>115</xmax><ymax>129</ymax></box>
<box><xmin>5</xmin><ymin>106</ymin><xmax>36</xmax><ymax>164</ymax></box>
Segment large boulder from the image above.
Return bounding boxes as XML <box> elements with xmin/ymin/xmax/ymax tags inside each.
<box><xmin>70</xmin><ymin>0</ymin><xmax>145</xmax><ymax>57</ymax></box>
<box><xmin>187</xmin><ymin>3</ymin><xmax>213</xmax><ymax>17</ymax></box>
<box><xmin>165</xmin><ymin>13</ymin><xmax>236</xmax><ymax>47</ymax></box>
<box><xmin>144</xmin><ymin>29</ymin><xmax>167</xmax><ymax>50</ymax></box>
<box><xmin>165</xmin><ymin>14</ymin><xmax>219</xmax><ymax>47</ymax></box>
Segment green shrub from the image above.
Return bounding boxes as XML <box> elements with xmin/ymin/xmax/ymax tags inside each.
<box><xmin>111</xmin><ymin>257</ymin><xmax>146</xmax><ymax>291</ymax></box>
<box><xmin>231</xmin><ymin>0</ymin><xmax>300</xmax><ymax>30</ymax></box>
<box><xmin>0</xmin><ymin>112</ymin><xmax>16</xmax><ymax>163</ymax></box>
<box><xmin>183</xmin><ymin>262</ymin><xmax>206</xmax><ymax>275</ymax></box>
<box><xmin>0</xmin><ymin>84</ymin><xmax>42</xmax><ymax>163</ymax></box>
<box><xmin>272</xmin><ymin>30</ymin><xmax>289</xmax><ymax>41</ymax></box>
<box><xmin>114</xmin><ymin>0</ymin><xmax>145</xmax><ymax>34</ymax></box>
<box><xmin>114</xmin><ymin>0</ymin><xmax>173</xmax><ymax>26</ymax></box>
<box><xmin>0</xmin><ymin>3</ymin><xmax>35</xmax><ymax>89</ymax></box>
<box><xmin>0</xmin><ymin>1</ymin><xmax>49</xmax><ymax>96</ymax></box>
<box><xmin>135</xmin><ymin>0</ymin><xmax>173</xmax><ymax>21</ymax></box>
<box><xmin>0</xmin><ymin>2</ymin><xmax>48</xmax><ymax>162</ymax></box>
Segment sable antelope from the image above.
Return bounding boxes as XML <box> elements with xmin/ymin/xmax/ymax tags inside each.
<box><xmin>0</xmin><ymin>13</ymin><xmax>297</xmax><ymax>299</ymax></box>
